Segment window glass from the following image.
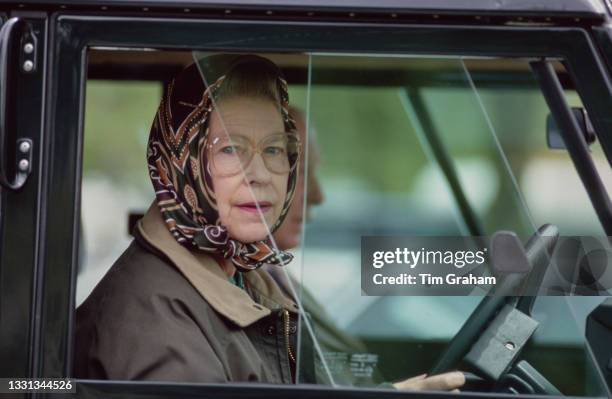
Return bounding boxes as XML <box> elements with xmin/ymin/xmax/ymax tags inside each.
<box><xmin>464</xmin><ymin>62</ymin><xmax>612</xmax><ymax>236</ymax></box>
<box><xmin>293</xmin><ymin>54</ymin><xmax>609</xmax><ymax>396</ymax></box>
<box><xmin>463</xmin><ymin>61</ymin><xmax>611</xmax><ymax>397</ymax></box>
<box><xmin>76</xmin><ymin>48</ymin><xmax>610</xmax><ymax>397</ymax></box>
<box><xmin>293</xmin><ymin>56</ymin><xmax>475</xmax><ymax>387</ymax></box>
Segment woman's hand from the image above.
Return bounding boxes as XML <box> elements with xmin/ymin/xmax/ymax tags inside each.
<box><xmin>393</xmin><ymin>371</ymin><xmax>465</xmax><ymax>392</ymax></box>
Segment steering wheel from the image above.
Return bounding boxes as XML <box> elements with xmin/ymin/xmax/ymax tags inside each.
<box><xmin>429</xmin><ymin>224</ymin><xmax>559</xmax><ymax>394</ymax></box>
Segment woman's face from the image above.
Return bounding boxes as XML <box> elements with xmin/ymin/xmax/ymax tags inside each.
<box><xmin>207</xmin><ymin>97</ymin><xmax>289</xmax><ymax>243</ymax></box>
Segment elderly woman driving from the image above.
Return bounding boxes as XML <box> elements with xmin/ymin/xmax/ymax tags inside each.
<box><xmin>75</xmin><ymin>55</ymin><xmax>301</xmax><ymax>382</ymax></box>
<box><xmin>74</xmin><ymin>54</ymin><xmax>464</xmax><ymax>391</ymax></box>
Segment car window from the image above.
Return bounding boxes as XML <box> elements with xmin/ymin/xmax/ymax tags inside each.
<box><xmin>75</xmin><ymin>48</ymin><xmax>610</xmax><ymax>396</ymax></box>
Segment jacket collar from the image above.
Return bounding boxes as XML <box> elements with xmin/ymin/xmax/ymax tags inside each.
<box><xmin>136</xmin><ymin>203</ymin><xmax>298</xmax><ymax>328</ymax></box>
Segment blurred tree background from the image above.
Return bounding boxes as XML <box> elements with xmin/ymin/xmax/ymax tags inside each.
<box><xmin>83</xmin><ymin>81</ymin><xmax>160</xmax><ymax>192</ymax></box>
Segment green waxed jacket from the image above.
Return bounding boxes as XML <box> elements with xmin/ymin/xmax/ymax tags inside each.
<box><xmin>74</xmin><ymin>204</ymin><xmax>313</xmax><ymax>383</ymax></box>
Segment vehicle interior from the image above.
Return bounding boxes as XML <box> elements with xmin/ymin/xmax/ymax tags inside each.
<box><xmin>76</xmin><ymin>48</ymin><xmax>612</xmax><ymax>396</ymax></box>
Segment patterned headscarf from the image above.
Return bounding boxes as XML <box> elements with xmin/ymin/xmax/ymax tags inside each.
<box><xmin>147</xmin><ymin>56</ymin><xmax>298</xmax><ymax>272</ymax></box>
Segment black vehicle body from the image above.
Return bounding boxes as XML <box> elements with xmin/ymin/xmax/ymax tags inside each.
<box><xmin>0</xmin><ymin>0</ymin><xmax>611</xmax><ymax>398</ymax></box>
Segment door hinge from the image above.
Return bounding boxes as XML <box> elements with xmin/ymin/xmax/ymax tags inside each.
<box><xmin>19</xmin><ymin>24</ymin><xmax>37</xmax><ymax>73</ymax></box>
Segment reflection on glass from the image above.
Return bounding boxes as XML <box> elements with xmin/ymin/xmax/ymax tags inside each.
<box><xmin>295</xmin><ymin>53</ymin><xmax>607</xmax><ymax>396</ymax></box>
<box><xmin>77</xmin><ymin>49</ymin><xmax>610</xmax><ymax>396</ymax></box>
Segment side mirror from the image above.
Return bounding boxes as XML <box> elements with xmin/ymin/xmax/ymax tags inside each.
<box><xmin>546</xmin><ymin>107</ymin><xmax>596</xmax><ymax>150</ymax></box>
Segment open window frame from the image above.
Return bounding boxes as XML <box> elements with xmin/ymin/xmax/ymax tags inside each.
<box><xmin>28</xmin><ymin>12</ymin><xmax>612</xmax><ymax>398</ymax></box>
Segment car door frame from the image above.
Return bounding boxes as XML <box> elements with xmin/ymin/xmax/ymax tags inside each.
<box><xmin>0</xmin><ymin>11</ymin><xmax>48</xmax><ymax>381</ymax></box>
<box><xmin>35</xmin><ymin>11</ymin><xmax>612</xmax><ymax>398</ymax></box>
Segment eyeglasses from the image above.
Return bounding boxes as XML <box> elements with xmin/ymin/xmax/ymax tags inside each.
<box><xmin>207</xmin><ymin>132</ymin><xmax>301</xmax><ymax>177</ymax></box>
